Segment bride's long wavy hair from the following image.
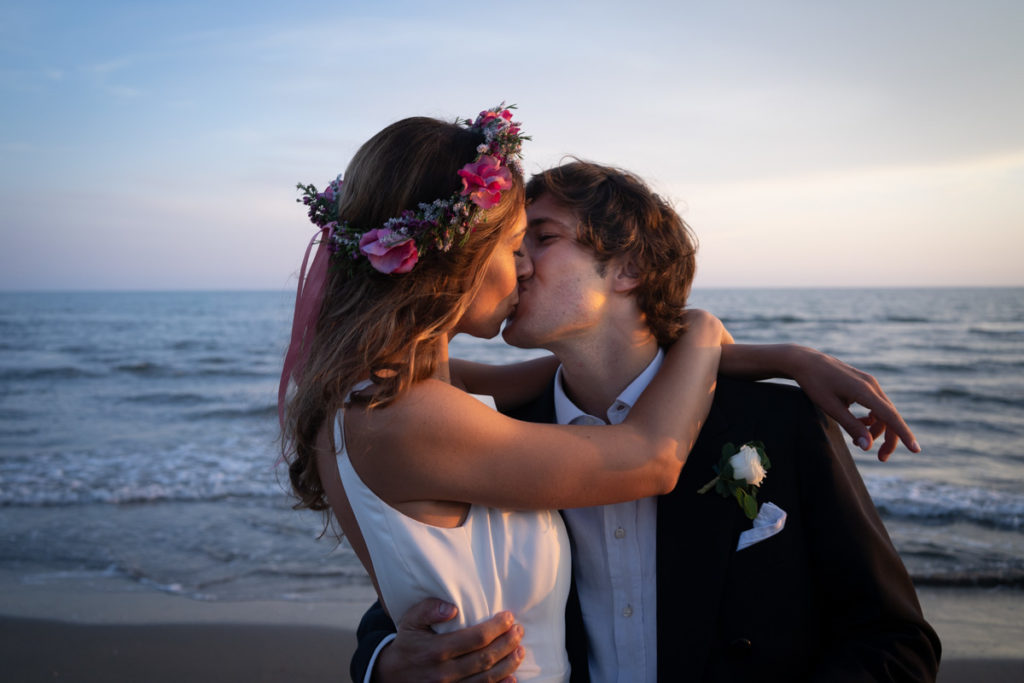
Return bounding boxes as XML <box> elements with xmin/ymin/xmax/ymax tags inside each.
<box><xmin>282</xmin><ymin>116</ymin><xmax>525</xmax><ymax>512</ymax></box>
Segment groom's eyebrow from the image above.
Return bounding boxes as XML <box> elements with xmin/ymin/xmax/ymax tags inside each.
<box><xmin>527</xmin><ymin>215</ymin><xmax>572</xmax><ymax>232</ymax></box>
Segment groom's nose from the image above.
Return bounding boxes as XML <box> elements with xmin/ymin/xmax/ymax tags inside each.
<box><xmin>516</xmin><ymin>247</ymin><xmax>534</xmax><ymax>281</ymax></box>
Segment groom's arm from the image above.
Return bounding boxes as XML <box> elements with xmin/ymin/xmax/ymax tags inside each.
<box><xmin>801</xmin><ymin>407</ymin><xmax>941</xmax><ymax>681</ymax></box>
<box><xmin>351</xmin><ymin>599</ymin><xmax>525</xmax><ymax>683</ymax></box>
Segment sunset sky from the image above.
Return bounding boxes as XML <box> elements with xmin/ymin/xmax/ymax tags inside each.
<box><xmin>2</xmin><ymin>0</ymin><xmax>1022</xmax><ymax>290</ymax></box>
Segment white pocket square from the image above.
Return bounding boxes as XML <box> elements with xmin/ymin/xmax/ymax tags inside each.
<box><xmin>736</xmin><ymin>502</ymin><xmax>787</xmax><ymax>551</ymax></box>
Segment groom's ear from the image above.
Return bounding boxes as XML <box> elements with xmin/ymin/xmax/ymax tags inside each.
<box><xmin>611</xmin><ymin>258</ymin><xmax>641</xmax><ymax>294</ymax></box>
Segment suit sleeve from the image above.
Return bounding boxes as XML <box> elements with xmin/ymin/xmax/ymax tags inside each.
<box><xmin>799</xmin><ymin>402</ymin><xmax>941</xmax><ymax>682</ymax></box>
<box><xmin>350</xmin><ymin>600</ymin><xmax>397</xmax><ymax>683</ymax></box>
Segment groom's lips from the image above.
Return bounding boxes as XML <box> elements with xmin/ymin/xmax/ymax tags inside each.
<box><xmin>505</xmin><ymin>298</ymin><xmax>522</xmax><ymax>323</ymax></box>
<box><xmin>507</xmin><ymin>285</ymin><xmax>529</xmax><ymax>321</ymax></box>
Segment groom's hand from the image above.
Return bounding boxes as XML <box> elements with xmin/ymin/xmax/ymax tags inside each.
<box><xmin>374</xmin><ymin>598</ymin><xmax>525</xmax><ymax>683</ymax></box>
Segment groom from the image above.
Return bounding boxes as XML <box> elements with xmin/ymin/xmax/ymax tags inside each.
<box><xmin>352</xmin><ymin>161</ymin><xmax>940</xmax><ymax>682</ymax></box>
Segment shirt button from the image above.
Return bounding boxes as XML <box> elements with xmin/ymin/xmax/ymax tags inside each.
<box><xmin>614</xmin><ymin>527</ymin><xmax>626</xmax><ymax>539</ymax></box>
<box><xmin>622</xmin><ymin>605</ymin><xmax>633</xmax><ymax>618</ymax></box>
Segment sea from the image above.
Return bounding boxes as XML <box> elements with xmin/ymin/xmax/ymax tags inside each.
<box><xmin>0</xmin><ymin>288</ymin><xmax>1022</xmax><ymax>605</ymax></box>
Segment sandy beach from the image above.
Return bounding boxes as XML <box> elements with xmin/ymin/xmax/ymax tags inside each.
<box><xmin>1</xmin><ymin>568</ymin><xmax>1021</xmax><ymax>682</ymax></box>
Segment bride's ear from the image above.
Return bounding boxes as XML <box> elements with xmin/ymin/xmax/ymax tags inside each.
<box><xmin>611</xmin><ymin>258</ymin><xmax>641</xmax><ymax>294</ymax></box>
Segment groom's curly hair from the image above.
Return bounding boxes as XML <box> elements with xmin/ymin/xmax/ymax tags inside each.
<box><xmin>525</xmin><ymin>160</ymin><xmax>697</xmax><ymax>345</ymax></box>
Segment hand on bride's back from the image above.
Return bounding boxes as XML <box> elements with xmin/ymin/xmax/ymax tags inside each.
<box><xmin>375</xmin><ymin>598</ymin><xmax>524</xmax><ymax>683</ymax></box>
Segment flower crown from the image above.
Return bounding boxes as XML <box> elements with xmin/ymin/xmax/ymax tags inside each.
<box><xmin>297</xmin><ymin>104</ymin><xmax>527</xmax><ymax>274</ymax></box>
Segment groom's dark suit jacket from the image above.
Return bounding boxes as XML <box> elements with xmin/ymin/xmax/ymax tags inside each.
<box><xmin>352</xmin><ymin>378</ymin><xmax>940</xmax><ymax>682</ymax></box>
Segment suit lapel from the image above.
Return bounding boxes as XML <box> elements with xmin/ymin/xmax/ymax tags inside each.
<box><xmin>657</xmin><ymin>398</ymin><xmax>744</xmax><ymax>679</ymax></box>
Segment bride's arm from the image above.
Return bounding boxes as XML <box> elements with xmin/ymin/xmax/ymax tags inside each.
<box><xmin>352</xmin><ymin>310</ymin><xmax>723</xmax><ymax>511</ymax></box>
<box><xmin>719</xmin><ymin>343</ymin><xmax>919</xmax><ymax>461</ymax></box>
<box><xmin>450</xmin><ymin>355</ymin><xmax>559</xmax><ymax>410</ymax></box>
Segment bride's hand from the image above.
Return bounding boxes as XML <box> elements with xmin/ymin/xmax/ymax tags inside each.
<box><xmin>783</xmin><ymin>345</ymin><xmax>920</xmax><ymax>462</ymax></box>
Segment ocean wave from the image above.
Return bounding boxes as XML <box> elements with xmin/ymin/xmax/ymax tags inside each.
<box><xmin>969</xmin><ymin>325</ymin><xmax>1024</xmax><ymax>339</ymax></box>
<box><xmin>720</xmin><ymin>314</ymin><xmax>891</xmax><ymax>326</ymax></box>
<box><xmin>196</xmin><ymin>368</ymin><xmax>275</xmax><ymax>378</ymax></box>
<box><xmin>0</xmin><ymin>486</ymin><xmax>283</xmax><ymax>508</ymax></box>
<box><xmin>187</xmin><ymin>405</ymin><xmax>277</xmax><ymax>421</ymax></box>
<box><xmin>0</xmin><ymin>447</ymin><xmax>288</xmax><ymax>507</ymax></box>
<box><xmin>0</xmin><ymin>427</ymin><xmax>40</xmax><ymax>438</ymax></box>
<box><xmin>931</xmin><ymin>386</ymin><xmax>1024</xmax><ymax>407</ymax></box>
<box><xmin>909</xmin><ymin>417</ymin><xmax>1020</xmax><ymax>435</ymax></box>
<box><xmin>197</xmin><ymin>357</ymin><xmax>235</xmax><ymax>368</ymax></box>
<box><xmin>58</xmin><ymin>344</ymin><xmax>97</xmax><ymax>354</ymax></box>
<box><xmin>883</xmin><ymin>315</ymin><xmax>933</xmax><ymax>323</ymax></box>
<box><xmin>916</xmin><ymin>362</ymin><xmax>978</xmax><ymax>374</ymax></box>
<box><xmin>0</xmin><ymin>366</ymin><xmax>102</xmax><ymax>381</ymax></box>
<box><xmin>120</xmin><ymin>392</ymin><xmax>210</xmax><ymax>405</ymax></box>
<box><xmin>114</xmin><ymin>361</ymin><xmax>174</xmax><ymax>377</ymax></box>
<box><xmin>171</xmin><ymin>340</ymin><xmax>216</xmax><ymax>351</ymax></box>
<box><xmin>904</xmin><ymin>342</ymin><xmax>975</xmax><ymax>354</ymax></box>
<box><xmin>720</xmin><ymin>314</ymin><xmax>810</xmax><ymax>325</ymax></box>
<box><xmin>109</xmin><ymin>363</ymin><xmax>273</xmax><ymax>379</ymax></box>
<box><xmin>855</xmin><ymin>363</ymin><xmax>906</xmax><ymax>375</ymax></box>
<box><xmin>867</xmin><ymin>477</ymin><xmax>1024</xmax><ymax>531</ymax></box>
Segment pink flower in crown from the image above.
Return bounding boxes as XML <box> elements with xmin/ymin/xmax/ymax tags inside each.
<box><xmin>358</xmin><ymin>229</ymin><xmax>419</xmax><ymax>273</ymax></box>
<box><xmin>476</xmin><ymin>108</ymin><xmax>514</xmax><ymax>126</ymax></box>
<box><xmin>458</xmin><ymin>155</ymin><xmax>513</xmax><ymax>209</ymax></box>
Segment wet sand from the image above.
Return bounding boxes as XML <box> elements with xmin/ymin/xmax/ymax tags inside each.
<box><xmin>1</xmin><ymin>570</ymin><xmax>1021</xmax><ymax>682</ymax></box>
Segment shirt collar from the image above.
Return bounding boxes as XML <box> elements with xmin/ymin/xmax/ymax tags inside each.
<box><xmin>553</xmin><ymin>348</ymin><xmax>665</xmax><ymax>425</ymax></box>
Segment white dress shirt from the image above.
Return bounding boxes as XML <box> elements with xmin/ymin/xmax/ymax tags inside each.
<box><xmin>555</xmin><ymin>350</ymin><xmax>663</xmax><ymax>683</ymax></box>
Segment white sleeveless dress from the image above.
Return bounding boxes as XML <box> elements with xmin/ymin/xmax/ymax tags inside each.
<box><xmin>335</xmin><ymin>390</ymin><xmax>572</xmax><ymax>682</ymax></box>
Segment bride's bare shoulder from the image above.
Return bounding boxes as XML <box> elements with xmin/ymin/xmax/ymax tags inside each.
<box><xmin>347</xmin><ymin>379</ymin><xmax>489</xmax><ymax>448</ymax></box>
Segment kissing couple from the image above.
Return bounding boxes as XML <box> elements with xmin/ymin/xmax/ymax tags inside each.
<box><xmin>279</xmin><ymin>105</ymin><xmax>940</xmax><ymax>682</ymax></box>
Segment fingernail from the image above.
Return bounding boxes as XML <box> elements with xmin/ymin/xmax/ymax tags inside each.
<box><xmin>516</xmin><ymin>646</ymin><xmax>525</xmax><ymax>659</ymax></box>
<box><xmin>856</xmin><ymin>436</ymin><xmax>869</xmax><ymax>450</ymax></box>
<box><xmin>438</xmin><ymin>602</ymin><xmax>456</xmax><ymax>618</ymax></box>
<box><xmin>911</xmin><ymin>440</ymin><xmax>921</xmax><ymax>453</ymax></box>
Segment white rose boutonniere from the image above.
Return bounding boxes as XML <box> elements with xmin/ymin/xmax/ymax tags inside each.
<box><xmin>697</xmin><ymin>441</ymin><xmax>771</xmax><ymax>519</ymax></box>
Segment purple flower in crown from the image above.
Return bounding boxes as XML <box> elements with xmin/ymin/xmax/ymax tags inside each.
<box><xmin>322</xmin><ymin>182</ymin><xmax>338</xmax><ymax>203</ymax></box>
<box><xmin>359</xmin><ymin>228</ymin><xmax>419</xmax><ymax>274</ymax></box>
<box><xmin>458</xmin><ymin>156</ymin><xmax>513</xmax><ymax>209</ymax></box>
